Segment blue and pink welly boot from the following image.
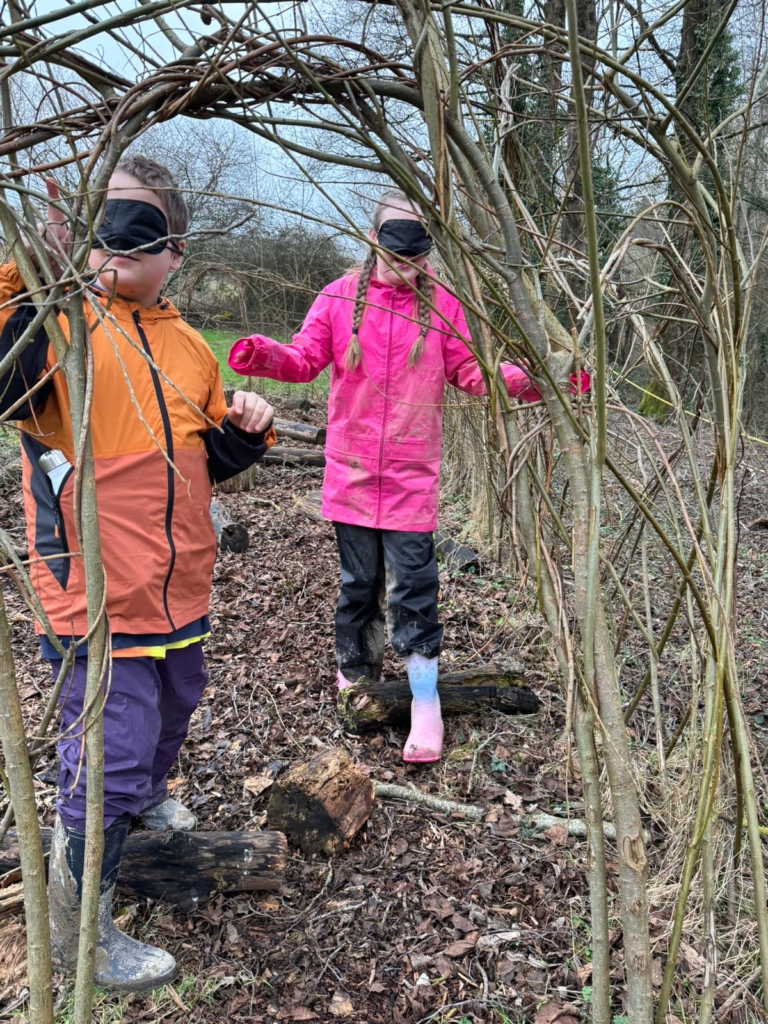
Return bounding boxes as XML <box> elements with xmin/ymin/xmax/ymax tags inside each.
<box><xmin>403</xmin><ymin>653</ymin><xmax>444</xmax><ymax>763</ymax></box>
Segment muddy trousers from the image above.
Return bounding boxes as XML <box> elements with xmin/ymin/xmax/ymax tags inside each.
<box><xmin>50</xmin><ymin>643</ymin><xmax>209</xmax><ymax>831</ymax></box>
<box><xmin>334</xmin><ymin>523</ymin><xmax>443</xmax><ymax>682</ymax></box>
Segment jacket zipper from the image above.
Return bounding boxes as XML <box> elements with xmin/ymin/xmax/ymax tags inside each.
<box><xmin>133</xmin><ymin>310</ymin><xmax>177</xmax><ymax>630</ymax></box>
<box><xmin>376</xmin><ymin>289</ymin><xmax>395</xmax><ymax>528</ymax></box>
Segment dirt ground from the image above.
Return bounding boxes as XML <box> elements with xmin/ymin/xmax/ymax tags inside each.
<box><xmin>2</xmin><ymin>409</ymin><xmax>768</xmax><ymax>1024</ymax></box>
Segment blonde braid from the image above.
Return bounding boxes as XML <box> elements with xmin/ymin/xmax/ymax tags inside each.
<box><xmin>344</xmin><ymin>250</ymin><xmax>376</xmax><ymax>371</ymax></box>
<box><xmin>407</xmin><ymin>269</ymin><xmax>433</xmax><ymax>367</ymax></box>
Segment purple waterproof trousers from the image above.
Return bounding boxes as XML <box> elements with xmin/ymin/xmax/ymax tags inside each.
<box><xmin>51</xmin><ymin>643</ymin><xmax>209</xmax><ymax>830</ymax></box>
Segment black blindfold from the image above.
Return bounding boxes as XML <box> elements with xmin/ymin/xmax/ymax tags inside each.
<box><xmin>376</xmin><ymin>219</ymin><xmax>432</xmax><ymax>259</ymax></box>
<box><xmin>93</xmin><ymin>199</ymin><xmax>182</xmax><ymax>256</ymax></box>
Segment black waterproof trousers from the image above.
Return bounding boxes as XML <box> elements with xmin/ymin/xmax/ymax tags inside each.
<box><xmin>334</xmin><ymin>523</ymin><xmax>443</xmax><ymax>682</ymax></box>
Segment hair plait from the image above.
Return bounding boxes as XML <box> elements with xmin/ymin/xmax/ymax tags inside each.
<box><xmin>407</xmin><ymin>269</ymin><xmax>434</xmax><ymax>367</ymax></box>
<box><xmin>344</xmin><ymin>249</ymin><xmax>376</xmax><ymax>371</ymax></box>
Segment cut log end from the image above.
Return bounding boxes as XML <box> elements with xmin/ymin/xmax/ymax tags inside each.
<box><xmin>434</xmin><ymin>530</ymin><xmax>481</xmax><ymax>573</ymax></box>
<box><xmin>219</xmin><ymin>522</ymin><xmax>249</xmax><ymax>553</ymax></box>
<box><xmin>210</xmin><ymin>498</ymin><xmax>250</xmax><ymax>550</ymax></box>
<box><xmin>267</xmin><ymin>748</ymin><xmax>373</xmax><ymax>856</ymax></box>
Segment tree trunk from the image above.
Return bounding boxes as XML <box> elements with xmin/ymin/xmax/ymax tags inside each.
<box><xmin>0</xmin><ymin>828</ymin><xmax>288</xmax><ymax>911</ymax></box>
<box><xmin>0</xmin><ymin>589</ymin><xmax>53</xmax><ymax>1022</ymax></box>
<box><xmin>267</xmin><ymin>748</ymin><xmax>374</xmax><ymax>856</ymax></box>
<box><xmin>337</xmin><ymin>662</ymin><xmax>539</xmax><ymax>734</ymax></box>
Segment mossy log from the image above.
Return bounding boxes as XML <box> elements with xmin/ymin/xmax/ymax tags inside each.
<box><xmin>0</xmin><ymin>828</ymin><xmax>287</xmax><ymax>911</ymax></box>
<box><xmin>267</xmin><ymin>748</ymin><xmax>373</xmax><ymax>856</ymax></box>
<box><xmin>337</xmin><ymin>662</ymin><xmax>540</xmax><ymax>734</ymax></box>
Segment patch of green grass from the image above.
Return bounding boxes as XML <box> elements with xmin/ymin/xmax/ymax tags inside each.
<box><xmin>0</xmin><ymin>427</ymin><xmax>20</xmax><ymax>455</ymax></box>
<box><xmin>43</xmin><ymin>973</ymin><xmax>245</xmax><ymax>1022</ymax></box>
<box><xmin>200</xmin><ymin>328</ymin><xmax>330</xmax><ymax>405</ymax></box>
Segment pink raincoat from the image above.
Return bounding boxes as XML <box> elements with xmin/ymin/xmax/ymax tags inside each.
<box><xmin>229</xmin><ymin>272</ymin><xmax>541</xmax><ymax>532</ymax></box>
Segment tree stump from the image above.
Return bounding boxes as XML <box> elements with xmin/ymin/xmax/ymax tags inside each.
<box><xmin>337</xmin><ymin>662</ymin><xmax>540</xmax><ymax>734</ymax></box>
<box><xmin>0</xmin><ymin>828</ymin><xmax>287</xmax><ymax>911</ymax></box>
<box><xmin>267</xmin><ymin>748</ymin><xmax>374</xmax><ymax>856</ymax></box>
<box><xmin>218</xmin><ymin>464</ymin><xmax>260</xmax><ymax>493</ymax></box>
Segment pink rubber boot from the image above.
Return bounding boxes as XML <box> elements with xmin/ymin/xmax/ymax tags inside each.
<box><xmin>402</xmin><ymin>653</ymin><xmax>443</xmax><ymax>763</ymax></box>
<box><xmin>337</xmin><ymin>670</ymin><xmax>353</xmax><ymax>692</ymax></box>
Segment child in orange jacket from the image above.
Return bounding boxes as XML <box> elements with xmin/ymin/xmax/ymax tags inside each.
<box><xmin>0</xmin><ymin>155</ymin><xmax>275</xmax><ymax>991</ymax></box>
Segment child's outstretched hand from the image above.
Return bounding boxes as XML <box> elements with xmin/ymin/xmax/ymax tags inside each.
<box><xmin>228</xmin><ymin>390</ymin><xmax>274</xmax><ymax>433</ymax></box>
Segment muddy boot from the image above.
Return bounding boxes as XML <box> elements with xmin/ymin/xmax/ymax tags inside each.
<box><xmin>139</xmin><ymin>798</ymin><xmax>196</xmax><ymax>832</ymax></box>
<box><xmin>49</xmin><ymin>814</ymin><xmax>177</xmax><ymax>992</ymax></box>
<box><xmin>402</xmin><ymin>653</ymin><xmax>443</xmax><ymax>763</ymax></box>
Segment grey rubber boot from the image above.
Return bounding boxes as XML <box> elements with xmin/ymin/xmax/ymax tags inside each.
<box><xmin>49</xmin><ymin>814</ymin><xmax>177</xmax><ymax>992</ymax></box>
<box><xmin>139</xmin><ymin>798</ymin><xmax>196</xmax><ymax>832</ymax></box>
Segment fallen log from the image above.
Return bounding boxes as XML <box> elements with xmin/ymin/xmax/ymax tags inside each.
<box><xmin>263</xmin><ymin>446</ymin><xmax>326</xmax><ymax>468</ymax></box>
<box><xmin>210</xmin><ymin>498</ymin><xmax>249</xmax><ymax>553</ymax></box>
<box><xmin>0</xmin><ymin>828</ymin><xmax>287</xmax><ymax>911</ymax></box>
<box><xmin>274</xmin><ymin>419</ymin><xmax>327</xmax><ymax>446</ymax></box>
<box><xmin>267</xmin><ymin>748</ymin><xmax>373</xmax><ymax>856</ymax></box>
<box><xmin>337</xmin><ymin>662</ymin><xmax>540</xmax><ymax>734</ymax></box>
<box><xmin>434</xmin><ymin>530</ymin><xmax>481</xmax><ymax>572</ymax></box>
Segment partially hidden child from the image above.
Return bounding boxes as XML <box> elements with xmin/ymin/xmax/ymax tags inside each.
<box><xmin>0</xmin><ymin>155</ymin><xmax>276</xmax><ymax>991</ymax></box>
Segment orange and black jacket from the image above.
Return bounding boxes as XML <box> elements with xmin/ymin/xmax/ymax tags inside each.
<box><xmin>0</xmin><ymin>261</ymin><xmax>275</xmax><ymax>641</ymax></box>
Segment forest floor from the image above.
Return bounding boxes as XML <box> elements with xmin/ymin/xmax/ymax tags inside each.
<box><xmin>3</xmin><ymin>392</ymin><xmax>768</xmax><ymax>1024</ymax></box>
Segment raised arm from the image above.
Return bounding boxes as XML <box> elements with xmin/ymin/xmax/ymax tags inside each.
<box><xmin>228</xmin><ymin>287</ymin><xmax>335</xmax><ymax>384</ymax></box>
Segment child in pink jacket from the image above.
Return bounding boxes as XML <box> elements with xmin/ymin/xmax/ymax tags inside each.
<box><xmin>229</xmin><ymin>190</ymin><xmax>542</xmax><ymax>764</ymax></box>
